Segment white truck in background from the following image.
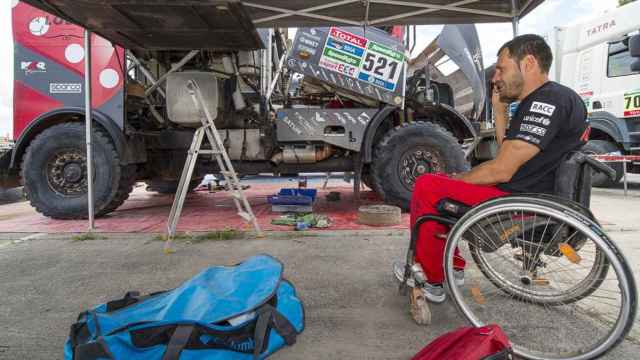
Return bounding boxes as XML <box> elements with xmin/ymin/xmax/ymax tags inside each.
<box><xmin>544</xmin><ymin>0</ymin><xmax>640</xmax><ymax>186</ymax></box>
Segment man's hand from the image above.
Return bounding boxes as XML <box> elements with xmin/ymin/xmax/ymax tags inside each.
<box><xmin>492</xmin><ymin>89</ymin><xmax>509</xmax><ymax>146</ymax></box>
<box><xmin>492</xmin><ymin>88</ymin><xmax>508</xmax><ymax>115</ymax></box>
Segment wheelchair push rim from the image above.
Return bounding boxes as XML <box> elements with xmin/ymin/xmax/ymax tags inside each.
<box><xmin>444</xmin><ymin>199</ymin><xmax>637</xmax><ymax>360</ymax></box>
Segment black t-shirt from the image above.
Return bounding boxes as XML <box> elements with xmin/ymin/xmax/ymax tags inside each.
<box><xmin>497</xmin><ymin>81</ymin><xmax>588</xmax><ymax>194</ymax></box>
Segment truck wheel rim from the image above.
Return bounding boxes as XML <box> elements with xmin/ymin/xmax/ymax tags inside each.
<box><xmin>46</xmin><ymin>150</ymin><xmax>87</xmax><ymax>196</ymax></box>
<box><xmin>398</xmin><ymin>148</ymin><xmax>442</xmax><ymax>191</ymax></box>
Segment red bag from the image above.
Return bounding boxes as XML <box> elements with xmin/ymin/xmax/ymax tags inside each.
<box><xmin>412</xmin><ymin>325</ymin><xmax>513</xmax><ymax>360</ymax></box>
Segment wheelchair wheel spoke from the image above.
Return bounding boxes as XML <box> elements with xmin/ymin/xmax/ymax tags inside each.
<box><xmin>527</xmin><ymin>215</ymin><xmax>553</xmax><ymax>272</ymax></box>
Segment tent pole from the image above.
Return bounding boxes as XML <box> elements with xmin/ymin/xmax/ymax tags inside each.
<box><xmin>511</xmin><ymin>0</ymin><xmax>519</xmax><ymax>36</ymax></box>
<box><xmin>84</xmin><ymin>29</ymin><xmax>95</xmax><ymax>230</ymax></box>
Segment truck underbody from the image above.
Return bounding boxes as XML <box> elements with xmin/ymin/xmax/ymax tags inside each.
<box><xmin>7</xmin><ymin>0</ymin><xmax>541</xmax><ymax>219</ymax></box>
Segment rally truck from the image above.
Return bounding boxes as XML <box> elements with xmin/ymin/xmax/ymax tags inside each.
<box><xmin>3</xmin><ymin>1</ymin><xmax>489</xmax><ymax>219</ymax></box>
<box><xmin>545</xmin><ymin>0</ymin><xmax>640</xmax><ymax>186</ymax></box>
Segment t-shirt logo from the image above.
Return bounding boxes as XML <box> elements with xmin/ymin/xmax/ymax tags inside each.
<box><xmin>530</xmin><ymin>101</ymin><xmax>556</xmax><ymax>116</ymax></box>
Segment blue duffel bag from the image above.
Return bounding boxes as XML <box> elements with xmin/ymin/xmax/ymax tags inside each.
<box><xmin>65</xmin><ymin>254</ymin><xmax>304</xmax><ymax>359</ymax></box>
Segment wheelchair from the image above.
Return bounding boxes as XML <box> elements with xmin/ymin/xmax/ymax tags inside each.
<box><xmin>400</xmin><ymin>152</ymin><xmax>637</xmax><ymax>360</ymax></box>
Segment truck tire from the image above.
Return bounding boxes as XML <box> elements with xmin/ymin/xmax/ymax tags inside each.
<box><xmin>21</xmin><ymin>123</ymin><xmax>133</xmax><ymax>219</ymax></box>
<box><xmin>146</xmin><ymin>179</ymin><xmax>201</xmax><ymax>194</ymax></box>
<box><xmin>100</xmin><ymin>164</ymin><xmax>138</xmax><ymax>214</ymax></box>
<box><xmin>372</xmin><ymin>122</ymin><xmax>469</xmax><ymax>210</ymax></box>
<box><xmin>582</xmin><ymin>140</ymin><xmax>623</xmax><ymax>187</ymax></box>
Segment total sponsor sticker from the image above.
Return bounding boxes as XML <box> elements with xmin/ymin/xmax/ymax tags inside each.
<box><xmin>329</xmin><ymin>28</ymin><xmax>368</xmax><ymax>48</ymax></box>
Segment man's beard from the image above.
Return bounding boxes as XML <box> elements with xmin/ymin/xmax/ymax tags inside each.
<box><xmin>497</xmin><ymin>75</ymin><xmax>524</xmax><ymax>103</ymax></box>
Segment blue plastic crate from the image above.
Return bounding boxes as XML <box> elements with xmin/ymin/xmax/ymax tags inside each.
<box><xmin>267</xmin><ymin>188</ymin><xmax>317</xmax><ymax>208</ymax></box>
<box><xmin>278</xmin><ymin>188</ymin><xmax>317</xmax><ymax>201</ymax></box>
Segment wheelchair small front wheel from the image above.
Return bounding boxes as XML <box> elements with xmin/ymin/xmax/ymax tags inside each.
<box><xmin>444</xmin><ymin>197</ymin><xmax>637</xmax><ymax>360</ymax></box>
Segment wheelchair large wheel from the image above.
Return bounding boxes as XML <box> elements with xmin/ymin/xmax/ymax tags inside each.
<box><xmin>466</xmin><ymin>197</ymin><xmax>609</xmax><ymax>305</ymax></box>
<box><xmin>444</xmin><ymin>196</ymin><xmax>637</xmax><ymax>360</ymax></box>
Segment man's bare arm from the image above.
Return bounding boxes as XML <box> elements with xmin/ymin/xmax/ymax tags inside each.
<box><xmin>452</xmin><ymin>139</ymin><xmax>540</xmax><ymax>185</ymax></box>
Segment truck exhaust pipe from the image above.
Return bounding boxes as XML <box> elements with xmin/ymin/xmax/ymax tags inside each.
<box><xmin>271</xmin><ymin>145</ymin><xmax>333</xmax><ymax>164</ymax></box>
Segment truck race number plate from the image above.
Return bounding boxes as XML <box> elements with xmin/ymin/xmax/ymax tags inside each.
<box><xmin>319</xmin><ymin>28</ymin><xmax>404</xmax><ymax>92</ymax></box>
<box><xmin>623</xmin><ymin>90</ymin><xmax>640</xmax><ymax>117</ymax></box>
<box><xmin>287</xmin><ymin>26</ymin><xmax>406</xmax><ymax>106</ymax></box>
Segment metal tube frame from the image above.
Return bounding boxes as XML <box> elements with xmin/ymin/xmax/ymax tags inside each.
<box><xmin>246</xmin><ymin>0</ymin><xmax>512</xmax><ymax>26</ymax></box>
<box><xmin>84</xmin><ymin>30</ymin><xmax>95</xmax><ymax>230</ymax></box>
<box><xmin>266</xmin><ymin>51</ymin><xmax>288</xmax><ymax>103</ymax></box>
<box><xmin>511</xmin><ymin>0</ymin><xmax>520</xmax><ymax>36</ymax></box>
<box><xmin>145</xmin><ymin>50</ymin><xmax>200</xmax><ymax>96</ymax></box>
<box><xmin>127</xmin><ymin>50</ymin><xmax>166</xmax><ymax>98</ymax></box>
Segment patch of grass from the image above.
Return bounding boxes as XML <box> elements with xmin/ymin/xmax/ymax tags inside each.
<box><xmin>72</xmin><ymin>233</ymin><xmax>107</xmax><ymax>241</ymax></box>
<box><xmin>153</xmin><ymin>229</ymin><xmax>246</xmax><ymax>243</ymax></box>
<box><xmin>191</xmin><ymin>229</ymin><xmax>245</xmax><ymax>243</ymax></box>
<box><xmin>153</xmin><ymin>233</ymin><xmax>192</xmax><ymax>242</ymax></box>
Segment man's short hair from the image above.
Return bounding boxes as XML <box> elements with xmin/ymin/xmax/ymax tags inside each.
<box><xmin>498</xmin><ymin>34</ymin><xmax>553</xmax><ymax>74</ymax></box>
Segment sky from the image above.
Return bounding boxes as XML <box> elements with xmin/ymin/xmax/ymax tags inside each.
<box><xmin>0</xmin><ymin>0</ymin><xmax>620</xmax><ymax>139</ymax></box>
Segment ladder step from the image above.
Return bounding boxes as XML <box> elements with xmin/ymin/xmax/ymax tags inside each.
<box><xmin>199</xmin><ymin>149</ymin><xmax>222</xmax><ymax>155</ymax></box>
<box><xmin>220</xmin><ymin>170</ymin><xmax>237</xmax><ymax>178</ymax></box>
<box><xmin>237</xmin><ymin>211</ymin><xmax>254</xmax><ymax>222</ymax></box>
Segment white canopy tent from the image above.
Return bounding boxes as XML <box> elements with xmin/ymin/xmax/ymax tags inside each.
<box><xmin>21</xmin><ymin>0</ymin><xmax>545</xmax><ymax>229</ymax></box>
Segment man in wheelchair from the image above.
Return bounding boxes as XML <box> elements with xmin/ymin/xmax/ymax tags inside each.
<box><xmin>393</xmin><ymin>34</ymin><xmax>591</xmax><ymax>304</ymax></box>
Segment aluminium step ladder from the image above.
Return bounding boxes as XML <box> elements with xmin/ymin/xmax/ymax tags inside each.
<box><xmin>164</xmin><ymin>79</ymin><xmax>262</xmax><ymax>253</ymax></box>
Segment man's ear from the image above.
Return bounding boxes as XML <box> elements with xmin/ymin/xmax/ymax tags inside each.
<box><xmin>523</xmin><ymin>54</ymin><xmax>538</xmax><ymax>73</ymax></box>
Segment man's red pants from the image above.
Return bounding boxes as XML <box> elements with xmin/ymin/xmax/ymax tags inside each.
<box><xmin>411</xmin><ymin>174</ymin><xmax>509</xmax><ymax>284</ymax></box>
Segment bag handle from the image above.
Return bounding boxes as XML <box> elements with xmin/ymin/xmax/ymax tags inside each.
<box><xmin>252</xmin><ymin>304</ymin><xmax>298</xmax><ymax>360</ymax></box>
<box><xmin>160</xmin><ymin>325</ymin><xmax>194</xmax><ymax>360</ymax></box>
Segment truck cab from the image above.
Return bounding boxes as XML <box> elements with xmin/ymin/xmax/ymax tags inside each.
<box><xmin>547</xmin><ymin>1</ymin><xmax>640</xmax><ymax>186</ymax></box>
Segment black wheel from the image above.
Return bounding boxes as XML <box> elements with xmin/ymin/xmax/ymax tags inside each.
<box><xmin>371</xmin><ymin>122</ymin><xmax>468</xmax><ymax>210</ymax></box>
<box><xmin>446</xmin><ymin>196</ymin><xmax>637</xmax><ymax>360</ymax></box>
<box><xmin>100</xmin><ymin>164</ymin><xmax>138</xmax><ymax>215</ymax></box>
<box><xmin>21</xmin><ymin>123</ymin><xmax>132</xmax><ymax>219</ymax></box>
<box><xmin>146</xmin><ymin>179</ymin><xmax>201</xmax><ymax>194</ymax></box>
<box><xmin>582</xmin><ymin>140</ymin><xmax>623</xmax><ymax>187</ymax></box>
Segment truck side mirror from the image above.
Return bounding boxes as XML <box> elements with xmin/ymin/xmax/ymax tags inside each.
<box><xmin>630</xmin><ymin>35</ymin><xmax>640</xmax><ymax>72</ymax></box>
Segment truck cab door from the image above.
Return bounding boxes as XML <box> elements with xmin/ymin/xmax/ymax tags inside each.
<box><xmin>570</xmin><ymin>45</ymin><xmax>604</xmax><ymax>114</ymax></box>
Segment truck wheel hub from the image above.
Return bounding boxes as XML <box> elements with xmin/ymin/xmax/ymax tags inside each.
<box><xmin>63</xmin><ymin>163</ymin><xmax>83</xmax><ymax>183</ymax></box>
<box><xmin>399</xmin><ymin>148</ymin><xmax>442</xmax><ymax>191</ymax></box>
<box><xmin>47</xmin><ymin>151</ymin><xmax>87</xmax><ymax>195</ymax></box>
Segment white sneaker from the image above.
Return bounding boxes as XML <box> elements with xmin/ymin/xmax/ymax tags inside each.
<box><xmin>392</xmin><ymin>261</ymin><xmax>465</xmax><ymax>287</ymax></box>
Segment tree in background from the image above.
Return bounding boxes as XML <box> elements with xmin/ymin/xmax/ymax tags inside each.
<box><xmin>619</xmin><ymin>0</ymin><xmax>637</xmax><ymax>6</ymax></box>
